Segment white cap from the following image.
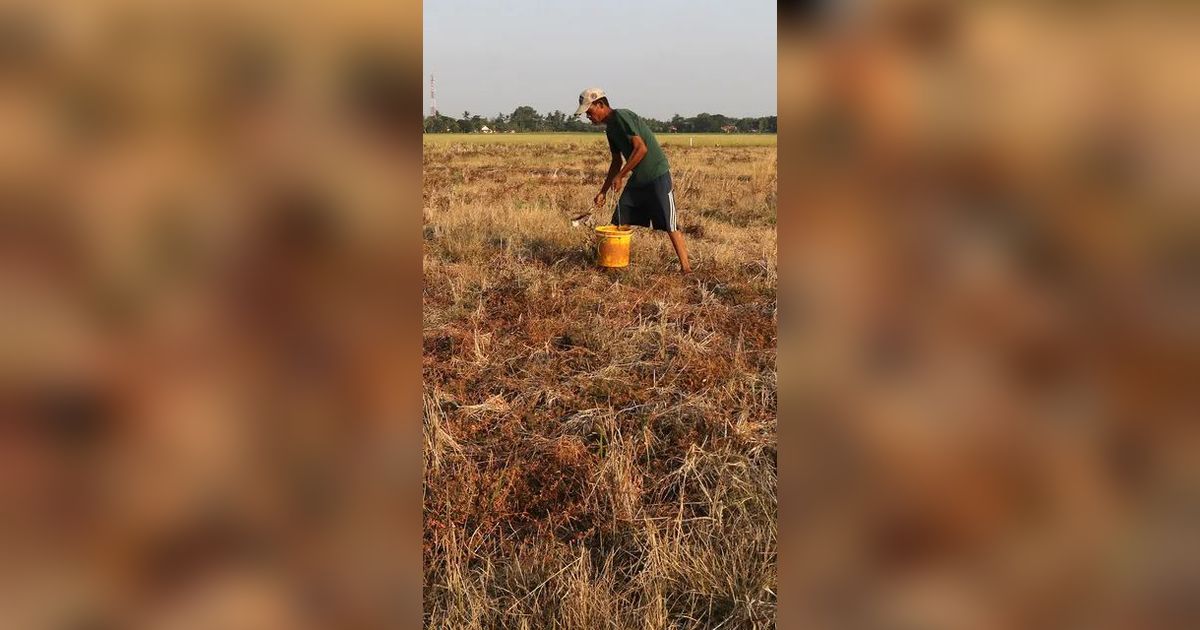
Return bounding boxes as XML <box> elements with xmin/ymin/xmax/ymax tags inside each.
<box><xmin>573</xmin><ymin>87</ymin><xmax>606</xmax><ymax>116</ymax></box>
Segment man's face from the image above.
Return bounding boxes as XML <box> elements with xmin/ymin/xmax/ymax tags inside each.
<box><xmin>585</xmin><ymin>102</ymin><xmax>604</xmax><ymax>124</ymax></box>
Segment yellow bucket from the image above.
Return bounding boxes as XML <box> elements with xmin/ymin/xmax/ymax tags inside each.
<box><xmin>594</xmin><ymin>225</ymin><xmax>632</xmax><ymax>268</ymax></box>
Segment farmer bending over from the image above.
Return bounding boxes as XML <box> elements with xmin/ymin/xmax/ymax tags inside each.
<box><xmin>575</xmin><ymin>87</ymin><xmax>692</xmax><ymax>274</ymax></box>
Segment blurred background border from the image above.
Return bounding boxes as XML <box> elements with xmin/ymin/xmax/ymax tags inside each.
<box><xmin>778</xmin><ymin>1</ymin><xmax>1198</xmax><ymax>628</ymax></box>
<box><xmin>1</xmin><ymin>0</ymin><xmax>423</xmax><ymax>627</ymax></box>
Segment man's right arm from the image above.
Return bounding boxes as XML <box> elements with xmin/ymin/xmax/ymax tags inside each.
<box><xmin>600</xmin><ymin>149</ymin><xmax>622</xmax><ymax>194</ymax></box>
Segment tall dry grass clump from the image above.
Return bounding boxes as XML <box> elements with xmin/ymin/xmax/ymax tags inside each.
<box><xmin>423</xmin><ymin>138</ymin><xmax>777</xmax><ymax>628</ymax></box>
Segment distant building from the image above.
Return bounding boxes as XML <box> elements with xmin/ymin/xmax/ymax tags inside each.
<box><xmin>480</xmin><ymin>125</ymin><xmax>494</xmax><ymax>134</ymax></box>
<box><xmin>721</xmin><ymin>125</ymin><xmax>737</xmax><ymax>134</ymax></box>
<box><xmin>669</xmin><ymin>126</ymin><xmax>678</xmax><ymax>132</ymax></box>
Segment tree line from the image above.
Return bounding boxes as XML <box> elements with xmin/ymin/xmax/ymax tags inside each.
<box><xmin>423</xmin><ymin>105</ymin><xmax>777</xmax><ymax>134</ymax></box>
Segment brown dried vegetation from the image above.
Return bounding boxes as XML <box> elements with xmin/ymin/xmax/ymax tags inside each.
<box><xmin>423</xmin><ymin>138</ymin><xmax>777</xmax><ymax>628</ymax></box>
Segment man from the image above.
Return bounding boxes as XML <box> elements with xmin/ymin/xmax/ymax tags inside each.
<box><xmin>574</xmin><ymin>87</ymin><xmax>691</xmax><ymax>274</ymax></box>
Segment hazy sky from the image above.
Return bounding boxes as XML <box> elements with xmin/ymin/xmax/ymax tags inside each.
<box><xmin>423</xmin><ymin>0</ymin><xmax>776</xmax><ymax>121</ymax></box>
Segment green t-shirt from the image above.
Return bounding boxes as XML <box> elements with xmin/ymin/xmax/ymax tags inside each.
<box><xmin>605</xmin><ymin>108</ymin><xmax>669</xmax><ymax>187</ymax></box>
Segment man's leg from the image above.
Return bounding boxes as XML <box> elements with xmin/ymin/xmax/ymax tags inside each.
<box><xmin>667</xmin><ymin>230</ymin><xmax>691</xmax><ymax>274</ymax></box>
<box><xmin>656</xmin><ymin>176</ymin><xmax>691</xmax><ymax>274</ymax></box>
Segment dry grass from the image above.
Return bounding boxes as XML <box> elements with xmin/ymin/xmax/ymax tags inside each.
<box><xmin>423</xmin><ymin>138</ymin><xmax>777</xmax><ymax>628</ymax></box>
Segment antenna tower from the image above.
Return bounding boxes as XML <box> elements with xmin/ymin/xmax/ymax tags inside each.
<box><xmin>430</xmin><ymin>74</ymin><xmax>437</xmax><ymax>117</ymax></box>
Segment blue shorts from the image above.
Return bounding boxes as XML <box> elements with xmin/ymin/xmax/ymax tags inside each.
<box><xmin>612</xmin><ymin>172</ymin><xmax>678</xmax><ymax>232</ymax></box>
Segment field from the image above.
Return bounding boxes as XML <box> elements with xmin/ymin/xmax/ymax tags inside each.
<box><xmin>423</xmin><ymin>134</ymin><xmax>778</xmax><ymax>627</ymax></box>
<box><xmin>422</xmin><ymin>132</ymin><xmax>778</xmax><ymax>147</ymax></box>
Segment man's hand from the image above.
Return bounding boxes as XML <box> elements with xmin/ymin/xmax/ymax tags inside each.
<box><xmin>593</xmin><ymin>191</ymin><xmax>606</xmax><ymax>208</ymax></box>
<box><xmin>612</xmin><ymin>174</ymin><xmax>625</xmax><ymax>194</ymax></box>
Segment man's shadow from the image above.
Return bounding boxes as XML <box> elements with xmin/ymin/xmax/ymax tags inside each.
<box><xmin>525</xmin><ymin>237</ymin><xmax>595</xmax><ymax>269</ymax></box>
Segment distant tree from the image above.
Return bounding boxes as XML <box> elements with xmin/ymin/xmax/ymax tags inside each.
<box><xmin>643</xmin><ymin>117</ymin><xmax>668</xmax><ymax>133</ymax></box>
<box><xmin>422</xmin><ymin>105</ymin><xmax>774</xmax><ymax>134</ymax></box>
<box><xmin>423</xmin><ymin>114</ymin><xmax>460</xmax><ymax>132</ymax></box>
<box><xmin>509</xmin><ymin>105</ymin><xmax>541</xmax><ymax>132</ymax></box>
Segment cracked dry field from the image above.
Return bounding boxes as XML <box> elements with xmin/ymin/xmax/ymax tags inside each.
<box><xmin>423</xmin><ymin>136</ymin><xmax>777</xmax><ymax>628</ymax></box>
